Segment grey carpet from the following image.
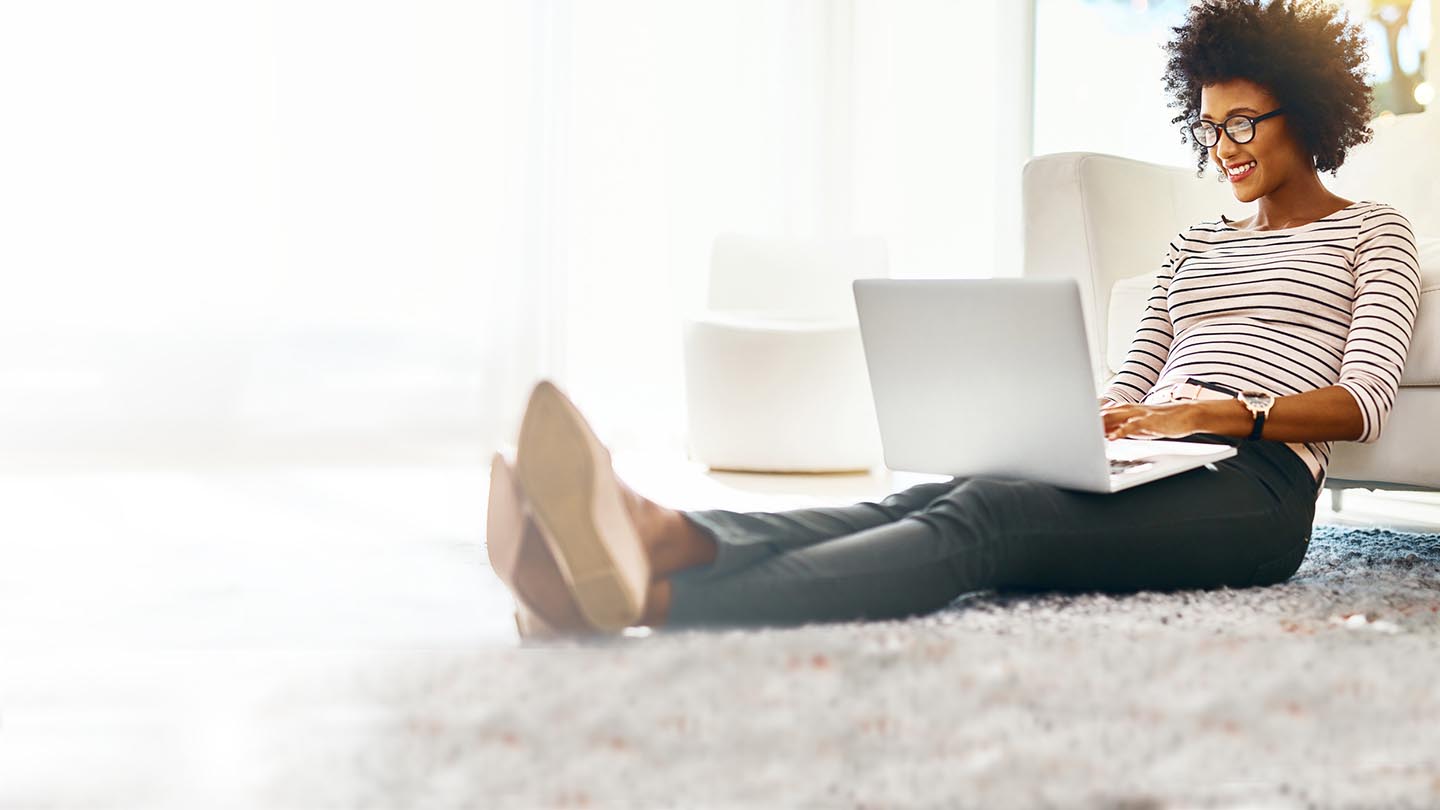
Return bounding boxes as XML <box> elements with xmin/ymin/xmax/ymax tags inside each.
<box><xmin>260</xmin><ymin>524</ymin><xmax>1440</xmax><ymax>809</ymax></box>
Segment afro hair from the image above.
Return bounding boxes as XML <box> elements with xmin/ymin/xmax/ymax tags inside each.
<box><xmin>1161</xmin><ymin>0</ymin><xmax>1375</xmax><ymax>178</ymax></box>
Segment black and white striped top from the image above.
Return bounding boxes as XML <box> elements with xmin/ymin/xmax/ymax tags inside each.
<box><xmin>1100</xmin><ymin>200</ymin><xmax>1422</xmax><ymax>491</ymax></box>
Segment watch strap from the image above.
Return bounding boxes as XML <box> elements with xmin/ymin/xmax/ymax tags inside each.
<box><xmin>1247</xmin><ymin>408</ymin><xmax>1265</xmax><ymax>441</ymax></box>
<box><xmin>1240</xmin><ymin>391</ymin><xmax>1273</xmax><ymax>441</ymax></box>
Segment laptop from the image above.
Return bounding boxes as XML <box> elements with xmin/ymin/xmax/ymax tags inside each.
<box><xmin>851</xmin><ymin>277</ymin><xmax>1236</xmax><ymax>494</ymax></box>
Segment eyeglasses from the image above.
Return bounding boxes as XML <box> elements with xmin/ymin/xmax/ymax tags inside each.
<box><xmin>1188</xmin><ymin>107</ymin><xmax>1285</xmax><ymax>147</ymax></box>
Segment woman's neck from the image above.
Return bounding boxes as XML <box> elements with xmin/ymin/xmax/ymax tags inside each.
<box><xmin>1246</xmin><ymin>172</ymin><xmax>1350</xmax><ymax>230</ymax></box>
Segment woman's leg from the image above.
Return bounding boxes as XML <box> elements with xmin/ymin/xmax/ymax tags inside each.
<box><xmin>660</xmin><ymin>435</ymin><xmax>1320</xmax><ymax>630</ymax></box>
<box><xmin>668</xmin><ymin>477</ymin><xmax>963</xmax><ymax>585</ymax></box>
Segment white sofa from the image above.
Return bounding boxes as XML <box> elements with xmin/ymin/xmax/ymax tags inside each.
<box><xmin>1022</xmin><ymin>109</ymin><xmax>1440</xmax><ymax>498</ymax></box>
<box><xmin>681</xmin><ymin>235</ymin><xmax>888</xmax><ymax>473</ymax></box>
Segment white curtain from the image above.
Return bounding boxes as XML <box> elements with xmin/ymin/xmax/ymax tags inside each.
<box><xmin>0</xmin><ymin>1</ymin><xmax>1030</xmax><ymax>465</ymax></box>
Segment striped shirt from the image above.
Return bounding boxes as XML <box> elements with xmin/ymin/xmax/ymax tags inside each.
<box><xmin>1100</xmin><ymin>199</ymin><xmax>1422</xmax><ymax>492</ymax></box>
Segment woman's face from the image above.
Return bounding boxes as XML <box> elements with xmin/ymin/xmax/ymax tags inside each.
<box><xmin>1199</xmin><ymin>78</ymin><xmax>1307</xmax><ymax>202</ymax></box>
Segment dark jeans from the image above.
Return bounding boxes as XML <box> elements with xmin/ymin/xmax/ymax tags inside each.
<box><xmin>664</xmin><ymin>434</ymin><xmax>1320</xmax><ymax>630</ymax></box>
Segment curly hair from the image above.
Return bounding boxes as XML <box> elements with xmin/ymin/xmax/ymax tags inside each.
<box><xmin>1161</xmin><ymin>0</ymin><xmax>1375</xmax><ymax>178</ymax></box>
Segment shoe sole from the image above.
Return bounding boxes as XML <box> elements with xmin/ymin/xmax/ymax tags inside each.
<box><xmin>485</xmin><ymin>451</ymin><xmax>527</xmax><ymax>584</ymax></box>
<box><xmin>514</xmin><ymin>380</ymin><xmax>650</xmax><ymax>632</ymax></box>
<box><xmin>487</xmin><ymin>451</ymin><xmax>590</xmax><ymax>640</ymax></box>
<box><xmin>514</xmin><ymin>602</ymin><xmax>562</xmax><ymax>639</ymax></box>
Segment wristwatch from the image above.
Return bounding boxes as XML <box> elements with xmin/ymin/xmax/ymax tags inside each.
<box><xmin>1237</xmin><ymin>390</ymin><xmax>1276</xmax><ymax>440</ymax></box>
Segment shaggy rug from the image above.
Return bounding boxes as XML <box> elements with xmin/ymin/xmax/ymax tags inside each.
<box><xmin>258</xmin><ymin>523</ymin><xmax>1440</xmax><ymax>809</ymax></box>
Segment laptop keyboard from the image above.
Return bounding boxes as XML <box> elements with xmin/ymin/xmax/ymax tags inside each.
<box><xmin>1109</xmin><ymin>458</ymin><xmax>1153</xmax><ymax>475</ymax></box>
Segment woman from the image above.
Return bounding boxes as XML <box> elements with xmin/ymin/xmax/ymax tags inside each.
<box><xmin>486</xmin><ymin>0</ymin><xmax>1422</xmax><ymax>638</ymax></box>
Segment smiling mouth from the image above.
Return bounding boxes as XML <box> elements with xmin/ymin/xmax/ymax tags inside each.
<box><xmin>1226</xmin><ymin>160</ymin><xmax>1257</xmax><ymax>182</ymax></box>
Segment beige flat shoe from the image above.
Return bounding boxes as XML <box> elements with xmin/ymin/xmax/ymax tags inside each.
<box><xmin>486</xmin><ymin>450</ymin><xmax>596</xmax><ymax>640</ymax></box>
<box><xmin>514</xmin><ymin>380</ymin><xmax>652</xmax><ymax>632</ymax></box>
<box><xmin>513</xmin><ymin>602</ymin><xmax>565</xmax><ymax>639</ymax></box>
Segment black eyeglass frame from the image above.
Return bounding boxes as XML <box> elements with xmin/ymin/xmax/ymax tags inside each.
<box><xmin>1188</xmin><ymin>107</ymin><xmax>1286</xmax><ymax>147</ymax></box>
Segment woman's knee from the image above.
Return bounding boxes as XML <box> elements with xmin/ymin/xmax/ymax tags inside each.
<box><xmin>877</xmin><ymin>478</ymin><xmax>966</xmax><ymax>517</ymax></box>
<box><xmin>918</xmin><ymin>477</ymin><xmax>1005</xmax><ymax>525</ymax></box>
<box><xmin>923</xmin><ymin>476</ymin><xmax>1069</xmax><ymax>533</ymax></box>
<box><xmin>911</xmin><ymin>477</ymin><xmax>1042</xmax><ymax>578</ymax></box>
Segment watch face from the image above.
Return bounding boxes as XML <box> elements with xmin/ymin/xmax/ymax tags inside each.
<box><xmin>1239</xmin><ymin>391</ymin><xmax>1274</xmax><ymax>408</ymax></box>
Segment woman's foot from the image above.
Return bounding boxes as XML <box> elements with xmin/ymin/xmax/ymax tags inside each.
<box><xmin>514</xmin><ymin>380</ymin><xmax>655</xmax><ymax>632</ymax></box>
<box><xmin>485</xmin><ymin>452</ymin><xmax>596</xmax><ymax>639</ymax></box>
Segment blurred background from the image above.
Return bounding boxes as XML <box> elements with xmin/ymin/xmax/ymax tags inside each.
<box><xmin>0</xmin><ymin>3</ymin><xmax>1434</xmax><ymax>804</ymax></box>
<box><xmin>0</xmin><ymin>0</ymin><xmax>1428</xmax><ymax>469</ymax></box>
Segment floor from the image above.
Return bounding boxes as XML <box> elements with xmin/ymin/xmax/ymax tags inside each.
<box><xmin>3</xmin><ymin>443</ymin><xmax>1436</xmax><ymax>652</ymax></box>
<box><xmin>1</xmin><ymin>443</ymin><xmax>1437</xmax><ymax>806</ymax></box>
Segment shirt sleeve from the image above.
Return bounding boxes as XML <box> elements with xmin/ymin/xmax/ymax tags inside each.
<box><xmin>1098</xmin><ymin>234</ymin><xmax>1181</xmax><ymax>404</ymax></box>
<box><xmin>1335</xmin><ymin>204</ymin><xmax>1422</xmax><ymax>443</ymax></box>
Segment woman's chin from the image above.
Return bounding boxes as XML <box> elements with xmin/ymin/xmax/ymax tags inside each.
<box><xmin>1228</xmin><ymin>170</ymin><xmax>1264</xmax><ymax>202</ymax></box>
<box><xmin>1231</xmin><ymin>185</ymin><xmax>1264</xmax><ymax>204</ymax></box>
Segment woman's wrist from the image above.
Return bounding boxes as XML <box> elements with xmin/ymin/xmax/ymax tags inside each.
<box><xmin>1189</xmin><ymin>398</ymin><xmax>1255</xmax><ymax>437</ymax></box>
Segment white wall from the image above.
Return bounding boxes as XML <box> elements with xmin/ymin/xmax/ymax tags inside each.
<box><xmin>0</xmin><ymin>1</ymin><xmax>532</xmax><ymax>459</ymax></box>
<box><xmin>511</xmin><ymin>0</ymin><xmax>1036</xmax><ymax>455</ymax></box>
<box><xmin>0</xmin><ymin>1</ymin><xmax>1035</xmax><ymax>462</ymax></box>
<box><xmin>853</xmin><ymin>0</ymin><xmax>1031</xmax><ymax>282</ymax></box>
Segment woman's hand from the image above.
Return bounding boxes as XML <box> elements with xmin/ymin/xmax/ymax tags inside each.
<box><xmin>1101</xmin><ymin>401</ymin><xmax>1201</xmax><ymax>440</ymax></box>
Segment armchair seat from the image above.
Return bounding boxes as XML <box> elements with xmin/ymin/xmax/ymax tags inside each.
<box><xmin>681</xmin><ymin>235</ymin><xmax>887</xmax><ymax>473</ymax></box>
<box><xmin>682</xmin><ymin>313</ymin><xmax>881</xmax><ymax>472</ymax></box>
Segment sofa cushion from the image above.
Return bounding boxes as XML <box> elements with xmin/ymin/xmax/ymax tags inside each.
<box><xmin>1107</xmin><ymin>235</ymin><xmax>1440</xmax><ymax>386</ymax></box>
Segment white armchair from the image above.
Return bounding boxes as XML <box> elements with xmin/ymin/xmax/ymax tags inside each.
<box><xmin>1022</xmin><ymin>109</ymin><xmax>1440</xmax><ymax>498</ymax></box>
<box><xmin>681</xmin><ymin>235</ymin><xmax>888</xmax><ymax>473</ymax></box>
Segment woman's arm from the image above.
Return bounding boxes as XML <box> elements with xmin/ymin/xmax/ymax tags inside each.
<box><xmin>1097</xmin><ymin>235</ymin><xmax>1183</xmax><ymax>405</ymax></box>
<box><xmin>1185</xmin><ymin>386</ymin><xmax>1364</xmax><ymax>442</ymax></box>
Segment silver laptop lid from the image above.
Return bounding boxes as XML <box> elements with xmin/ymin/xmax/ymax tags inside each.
<box><xmin>852</xmin><ymin>277</ymin><xmax>1112</xmax><ymax>490</ymax></box>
